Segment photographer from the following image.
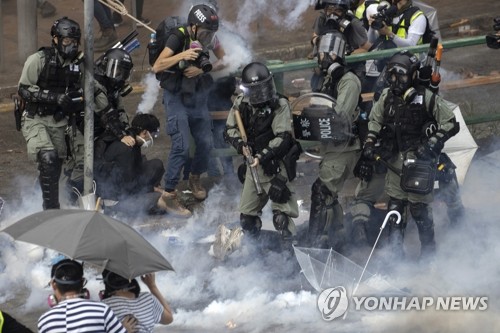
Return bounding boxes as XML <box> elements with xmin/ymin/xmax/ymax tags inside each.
<box><xmin>152</xmin><ymin>4</ymin><xmax>219</xmax><ymax>212</ymax></box>
<box><xmin>367</xmin><ymin>0</ymin><xmax>427</xmax><ymax>47</ymax></box>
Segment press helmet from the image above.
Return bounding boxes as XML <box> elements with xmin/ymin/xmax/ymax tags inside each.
<box><xmin>241</xmin><ymin>62</ymin><xmax>277</xmax><ymax>106</ymax></box>
<box><xmin>188</xmin><ymin>4</ymin><xmax>219</xmax><ymax>31</ymax></box>
<box><xmin>98</xmin><ymin>48</ymin><xmax>134</xmax><ymax>89</ymax></box>
<box><xmin>51</xmin><ymin>17</ymin><xmax>81</xmax><ymax>59</ymax></box>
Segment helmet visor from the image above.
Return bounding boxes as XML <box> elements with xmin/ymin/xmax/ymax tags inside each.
<box><xmin>106</xmin><ymin>58</ymin><xmax>132</xmax><ymax>83</ymax></box>
<box><xmin>242</xmin><ymin>75</ymin><xmax>276</xmax><ymax>106</ymax></box>
<box><xmin>318</xmin><ymin>33</ymin><xmax>346</xmax><ymax>60</ymax></box>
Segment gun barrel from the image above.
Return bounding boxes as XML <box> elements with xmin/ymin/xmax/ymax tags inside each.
<box><xmin>247</xmin><ymin>155</ymin><xmax>263</xmax><ymax>195</ymax></box>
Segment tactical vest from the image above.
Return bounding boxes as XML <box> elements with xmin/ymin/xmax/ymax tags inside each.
<box><xmin>27</xmin><ymin>47</ymin><xmax>82</xmax><ymax>115</ymax></box>
<box><xmin>391</xmin><ymin>7</ymin><xmax>425</xmax><ymax>45</ymax></box>
<box><xmin>238</xmin><ymin>100</ymin><xmax>280</xmax><ymax>154</ymax></box>
<box><xmin>382</xmin><ymin>88</ymin><xmax>435</xmax><ymax>151</ymax></box>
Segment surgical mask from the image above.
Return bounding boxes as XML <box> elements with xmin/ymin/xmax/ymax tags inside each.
<box><xmin>138</xmin><ymin>132</ymin><xmax>154</xmax><ymax>149</ymax></box>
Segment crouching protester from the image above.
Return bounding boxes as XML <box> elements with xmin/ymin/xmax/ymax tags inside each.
<box><xmin>38</xmin><ymin>259</ymin><xmax>133</xmax><ymax>333</ymax></box>
<box><xmin>224</xmin><ymin>62</ymin><xmax>302</xmax><ymax>240</ymax></box>
<box><xmin>100</xmin><ymin>270</ymin><xmax>173</xmax><ymax>332</ymax></box>
<box><xmin>363</xmin><ymin>50</ymin><xmax>459</xmax><ymax>260</ymax></box>
<box><xmin>94</xmin><ymin>113</ymin><xmax>168</xmax><ymax>217</ymax></box>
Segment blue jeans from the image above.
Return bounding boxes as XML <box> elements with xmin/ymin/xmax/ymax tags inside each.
<box><xmin>162</xmin><ymin>89</ymin><xmax>213</xmax><ymax>190</ymax></box>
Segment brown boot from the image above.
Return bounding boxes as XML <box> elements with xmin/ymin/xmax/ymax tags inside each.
<box><xmin>157</xmin><ymin>191</ymin><xmax>192</xmax><ymax>218</ymax></box>
<box><xmin>188</xmin><ymin>173</ymin><xmax>207</xmax><ymax>200</ymax></box>
<box><xmin>94</xmin><ymin>28</ymin><xmax>118</xmax><ymax>52</ymax></box>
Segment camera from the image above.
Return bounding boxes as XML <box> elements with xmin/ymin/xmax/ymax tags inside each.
<box><xmin>193</xmin><ymin>49</ymin><xmax>212</xmax><ymax>73</ymax></box>
<box><xmin>486</xmin><ymin>17</ymin><xmax>500</xmax><ymax>49</ymax></box>
<box><xmin>179</xmin><ymin>41</ymin><xmax>213</xmax><ymax>73</ymax></box>
<box><xmin>371</xmin><ymin>4</ymin><xmax>398</xmax><ymax>30</ymax></box>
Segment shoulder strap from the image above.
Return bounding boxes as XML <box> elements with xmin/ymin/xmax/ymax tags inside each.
<box><xmin>395</xmin><ymin>6</ymin><xmax>420</xmax><ymax>32</ymax></box>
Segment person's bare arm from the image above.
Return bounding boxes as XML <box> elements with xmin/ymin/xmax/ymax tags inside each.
<box><xmin>141</xmin><ymin>273</ymin><xmax>173</xmax><ymax>325</ymax></box>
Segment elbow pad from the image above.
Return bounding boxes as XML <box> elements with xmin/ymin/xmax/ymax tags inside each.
<box><xmin>19</xmin><ymin>85</ymin><xmax>58</xmax><ymax>104</ymax></box>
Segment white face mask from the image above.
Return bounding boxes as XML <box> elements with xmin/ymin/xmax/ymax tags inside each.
<box><xmin>138</xmin><ymin>132</ymin><xmax>154</xmax><ymax>149</ymax></box>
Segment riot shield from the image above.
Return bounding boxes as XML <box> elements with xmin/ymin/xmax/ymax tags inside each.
<box><xmin>290</xmin><ymin>92</ymin><xmax>354</xmax><ymax>158</ymax></box>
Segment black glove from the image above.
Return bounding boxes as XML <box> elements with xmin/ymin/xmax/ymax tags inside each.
<box><xmin>416</xmin><ymin>137</ymin><xmax>444</xmax><ymax>160</ymax></box>
<box><xmin>362</xmin><ymin>140</ymin><xmax>376</xmax><ymax>161</ymax></box>
<box><xmin>56</xmin><ymin>93</ymin><xmax>72</xmax><ymax>109</ymax></box>
<box><xmin>419</xmin><ymin>65</ymin><xmax>432</xmax><ymax>83</ymax></box>
<box><xmin>236</xmin><ymin>141</ymin><xmax>246</xmax><ymax>155</ymax></box>
<box><xmin>268</xmin><ymin>174</ymin><xmax>291</xmax><ymax>204</ymax></box>
<box><xmin>259</xmin><ymin>149</ymin><xmax>279</xmax><ymax>176</ymax></box>
<box><xmin>353</xmin><ymin>157</ymin><xmax>374</xmax><ymax>182</ymax></box>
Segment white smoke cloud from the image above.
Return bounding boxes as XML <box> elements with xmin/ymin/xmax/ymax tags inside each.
<box><xmin>136</xmin><ymin>73</ymin><xmax>161</xmax><ymax>114</ymax></box>
<box><xmin>2</xmin><ymin>144</ymin><xmax>500</xmax><ymax>332</ymax></box>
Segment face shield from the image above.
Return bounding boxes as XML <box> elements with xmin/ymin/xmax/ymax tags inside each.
<box><xmin>242</xmin><ymin>74</ymin><xmax>277</xmax><ymax>107</ymax></box>
<box><xmin>317</xmin><ymin>33</ymin><xmax>346</xmax><ymax>71</ymax></box>
<box><xmin>196</xmin><ymin>29</ymin><xmax>216</xmax><ymax>49</ymax></box>
<box><xmin>105</xmin><ymin>58</ymin><xmax>132</xmax><ymax>89</ymax></box>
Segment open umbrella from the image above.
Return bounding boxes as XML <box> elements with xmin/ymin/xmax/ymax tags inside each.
<box><xmin>0</xmin><ymin>209</ymin><xmax>174</xmax><ymax>279</ymax></box>
<box><xmin>293</xmin><ymin>246</ymin><xmax>406</xmax><ymax>296</ymax></box>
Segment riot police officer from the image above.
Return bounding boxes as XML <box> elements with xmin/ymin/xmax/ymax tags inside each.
<box><xmin>363</xmin><ymin>50</ymin><xmax>459</xmax><ymax>259</ymax></box>
<box><xmin>65</xmin><ymin>48</ymin><xmax>135</xmax><ymax>195</ymax></box>
<box><xmin>311</xmin><ymin>0</ymin><xmax>371</xmax><ymax>80</ymax></box>
<box><xmin>18</xmin><ymin>17</ymin><xmax>83</xmax><ymax>210</ymax></box>
<box><xmin>307</xmin><ymin>31</ymin><xmax>362</xmax><ymax>250</ymax></box>
<box><xmin>225</xmin><ymin>62</ymin><xmax>301</xmax><ymax>239</ymax></box>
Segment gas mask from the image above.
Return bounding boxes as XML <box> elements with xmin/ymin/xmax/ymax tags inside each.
<box><xmin>317</xmin><ymin>32</ymin><xmax>346</xmax><ymax>78</ymax></box>
<box><xmin>385</xmin><ymin>64</ymin><xmax>417</xmax><ymax>102</ymax></box>
<box><xmin>138</xmin><ymin>132</ymin><xmax>154</xmax><ymax>149</ymax></box>
<box><xmin>196</xmin><ymin>29</ymin><xmax>216</xmax><ymax>49</ymax></box>
<box><xmin>47</xmin><ymin>288</ymin><xmax>90</xmax><ymax>308</ymax></box>
<box><xmin>57</xmin><ymin>37</ymin><xmax>80</xmax><ymax>60</ymax></box>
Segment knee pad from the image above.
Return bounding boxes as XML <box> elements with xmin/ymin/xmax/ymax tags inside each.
<box><xmin>272</xmin><ymin>210</ymin><xmax>289</xmax><ymax>232</ymax></box>
<box><xmin>240</xmin><ymin>213</ymin><xmax>262</xmax><ymax>235</ymax></box>
<box><xmin>388</xmin><ymin>197</ymin><xmax>406</xmax><ymax>229</ymax></box>
<box><xmin>350</xmin><ymin>199</ymin><xmax>373</xmax><ymax>224</ymax></box>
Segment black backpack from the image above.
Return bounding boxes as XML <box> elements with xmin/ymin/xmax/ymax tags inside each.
<box><xmin>396</xmin><ymin>6</ymin><xmax>436</xmax><ymax>44</ymax></box>
<box><xmin>147</xmin><ymin>16</ymin><xmax>187</xmax><ymax>66</ymax></box>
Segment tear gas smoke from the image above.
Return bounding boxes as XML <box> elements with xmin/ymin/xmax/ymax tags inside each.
<box><xmin>136</xmin><ymin>73</ymin><xmax>161</xmax><ymax>114</ymax></box>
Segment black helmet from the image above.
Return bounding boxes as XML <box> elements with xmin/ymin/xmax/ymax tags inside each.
<box><xmin>317</xmin><ymin>31</ymin><xmax>347</xmax><ymax>72</ymax></box>
<box><xmin>241</xmin><ymin>62</ymin><xmax>277</xmax><ymax>106</ymax></box>
<box><xmin>188</xmin><ymin>4</ymin><xmax>219</xmax><ymax>31</ymax></box>
<box><xmin>314</xmin><ymin>0</ymin><xmax>350</xmax><ymax>10</ymax></box>
<box><xmin>384</xmin><ymin>50</ymin><xmax>421</xmax><ymax>97</ymax></box>
<box><xmin>99</xmin><ymin>48</ymin><xmax>134</xmax><ymax>89</ymax></box>
<box><xmin>51</xmin><ymin>17</ymin><xmax>81</xmax><ymax>59</ymax></box>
